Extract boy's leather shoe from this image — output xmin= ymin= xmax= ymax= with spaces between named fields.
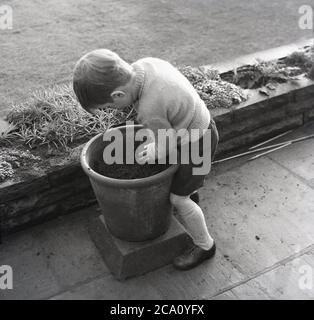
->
xmin=190 ymin=192 xmax=199 ymax=204
xmin=173 ymin=242 xmax=216 ymax=270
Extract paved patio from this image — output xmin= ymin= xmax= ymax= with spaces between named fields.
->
xmin=1 ymin=121 xmax=314 ymax=300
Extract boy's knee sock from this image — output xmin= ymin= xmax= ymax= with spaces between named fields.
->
xmin=170 ymin=193 xmax=214 ymax=250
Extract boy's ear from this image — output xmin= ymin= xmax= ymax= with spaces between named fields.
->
xmin=111 ymin=91 xmax=125 ymax=99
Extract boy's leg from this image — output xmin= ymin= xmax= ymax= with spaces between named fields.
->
xmin=169 ymin=157 xmax=216 ymax=270
xmin=169 ymin=119 xmax=219 ymax=270
xmin=170 ymin=193 xmax=216 ymax=270
xmin=170 ymin=193 xmax=214 ymax=250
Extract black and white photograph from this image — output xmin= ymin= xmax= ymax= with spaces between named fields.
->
xmin=0 ymin=0 xmax=314 ymax=305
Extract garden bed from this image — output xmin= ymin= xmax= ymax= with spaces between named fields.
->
xmin=1 ymin=38 xmax=313 ymax=235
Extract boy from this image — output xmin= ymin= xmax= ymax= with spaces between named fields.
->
xmin=73 ymin=49 xmax=219 ymax=270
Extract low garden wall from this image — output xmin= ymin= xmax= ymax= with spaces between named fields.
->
xmin=1 ymin=39 xmax=313 ymax=235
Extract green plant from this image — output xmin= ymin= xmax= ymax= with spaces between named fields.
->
xmin=0 ymin=161 xmax=14 ymax=182
xmin=284 ymin=47 xmax=314 ymax=74
xmin=224 ymin=61 xmax=302 ymax=89
xmin=1 ymin=84 xmax=136 ymax=150
xmin=0 ymin=148 xmax=41 ymax=182
xmin=180 ymin=66 xmax=247 ymax=108
xmin=220 ymin=46 xmax=314 ymax=90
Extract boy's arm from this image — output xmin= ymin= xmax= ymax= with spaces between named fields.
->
xmin=143 ymin=117 xmax=177 ymax=161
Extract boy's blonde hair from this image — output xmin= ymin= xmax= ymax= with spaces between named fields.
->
xmin=73 ymin=49 xmax=132 ymax=111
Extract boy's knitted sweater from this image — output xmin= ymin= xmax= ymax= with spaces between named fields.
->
xmin=132 ymin=57 xmax=211 ymax=149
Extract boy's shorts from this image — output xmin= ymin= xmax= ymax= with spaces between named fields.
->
xmin=170 ymin=118 xmax=219 ymax=196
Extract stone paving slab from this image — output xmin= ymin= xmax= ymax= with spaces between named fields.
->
xmin=51 ymin=245 xmax=244 ymax=300
xmin=0 ymin=206 xmax=108 ymax=299
xmin=210 ymin=121 xmax=314 ymax=179
xmin=266 ymin=122 xmax=314 ymax=189
xmin=49 ymin=219 xmax=244 ymax=299
xmin=134 ymin=248 xmax=244 ymax=300
xmin=213 ymin=247 xmax=314 ymax=300
xmin=50 ymin=273 xmax=164 ymax=300
xmin=201 ymin=156 xmax=314 ymax=276
xmin=30 ymin=210 xmax=110 ymax=288
xmin=0 ymin=231 xmax=62 ymax=300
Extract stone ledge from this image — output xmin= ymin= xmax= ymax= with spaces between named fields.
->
xmin=1 ymin=40 xmax=314 ymax=235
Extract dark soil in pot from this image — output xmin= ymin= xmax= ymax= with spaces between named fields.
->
xmin=94 ymin=160 xmax=171 ymax=179
xmin=91 ymin=129 xmax=172 ymax=179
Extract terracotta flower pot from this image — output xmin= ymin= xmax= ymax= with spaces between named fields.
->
xmin=80 ymin=124 xmax=179 ymax=241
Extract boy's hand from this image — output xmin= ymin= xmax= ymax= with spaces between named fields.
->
xmin=136 ymin=142 xmax=156 ymax=164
